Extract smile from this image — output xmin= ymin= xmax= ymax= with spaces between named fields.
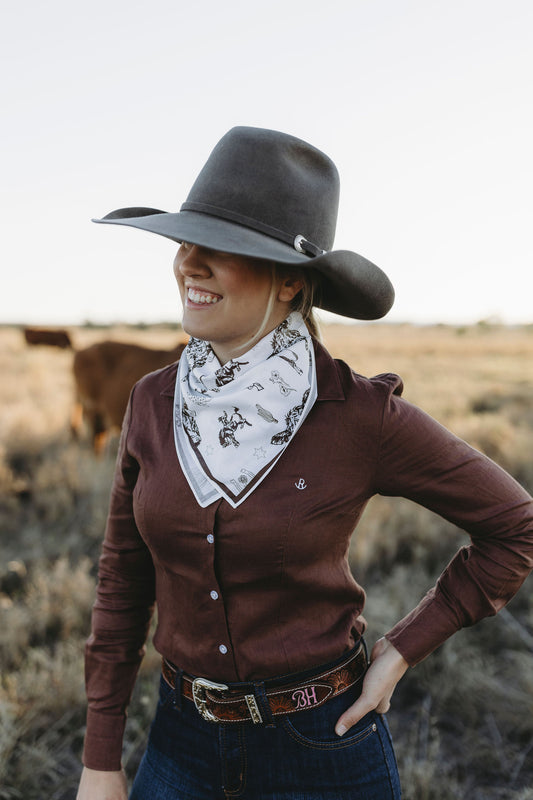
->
xmin=187 ymin=288 xmax=222 ymax=305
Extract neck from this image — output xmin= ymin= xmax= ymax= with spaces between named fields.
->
xmin=210 ymin=328 xmax=274 ymax=365
xmin=210 ymin=309 xmax=294 ymax=365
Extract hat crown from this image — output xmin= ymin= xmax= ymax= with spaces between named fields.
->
xmin=182 ymin=127 xmax=340 ymax=252
xmin=93 ymin=126 xmax=395 ymax=320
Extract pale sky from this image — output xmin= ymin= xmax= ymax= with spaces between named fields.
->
xmin=2 ymin=0 xmax=532 ymax=326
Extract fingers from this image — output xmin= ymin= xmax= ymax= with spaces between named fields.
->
xmin=334 ymin=685 xmax=392 ymax=734
xmin=335 ymin=694 xmax=374 ymax=736
xmin=334 ymin=638 xmax=408 ymax=736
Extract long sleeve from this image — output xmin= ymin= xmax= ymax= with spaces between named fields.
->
xmin=83 ymin=390 xmax=156 ymax=771
xmin=374 ymin=380 xmax=533 ymax=665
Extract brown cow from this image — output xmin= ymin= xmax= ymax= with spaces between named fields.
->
xmin=24 ymin=327 xmax=72 ymax=349
xmin=71 ymin=338 xmax=188 ymax=454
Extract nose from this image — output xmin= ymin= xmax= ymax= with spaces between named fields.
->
xmin=175 ymin=244 xmax=212 ymax=280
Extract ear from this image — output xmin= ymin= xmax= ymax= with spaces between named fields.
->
xmin=277 ymin=275 xmax=304 ymax=303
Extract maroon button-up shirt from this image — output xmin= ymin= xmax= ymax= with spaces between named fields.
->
xmin=83 ymin=341 xmax=533 ymax=770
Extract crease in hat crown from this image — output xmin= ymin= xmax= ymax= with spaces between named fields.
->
xmin=179 ymin=126 xmax=340 ymax=255
xmin=93 ymin=126 xmax=395 ymax=320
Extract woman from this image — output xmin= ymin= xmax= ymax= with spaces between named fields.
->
xmin=77 ymin=127 xmax=533 ymax=799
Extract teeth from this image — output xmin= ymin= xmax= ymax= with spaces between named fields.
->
xmin=188 ymin=289 xmax=220 ymax=304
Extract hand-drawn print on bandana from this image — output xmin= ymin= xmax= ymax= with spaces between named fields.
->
xmin=255 ymin=404 xmax=278 ymax=423
xmin=269 ymin=371 xmax=295 ymax=396
xmin=230 ymin=468 xmax=255 ymax=494
xmin=182 ymin=401 xmax=201 ymax=445
xmin=279 ymin=350 xmax=303 ymax=374
xmin=185 ymin=391 xmax=211 ymax=407
xmin=218 ymin=407 xmax=252 ymax=448
xmin=187 ymin=338 xmax=213 ymax=369
xmin=214 ymin=359 xmax=249 ymax=386
xmin=192 ymin=359 xmax=249 ymax=394
xmin=192 ymin=373 xmax=219 ymax=394
xmin=270 ymin=318 xmax=308 ymax=355
xmin=271 ymin=390 xmax=310 ymax=445
xmin=174 ymin=311 xmax=317 ymax=508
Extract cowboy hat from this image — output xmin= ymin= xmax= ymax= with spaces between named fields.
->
xmin=93 ymin=126 xmax=394 ymax=320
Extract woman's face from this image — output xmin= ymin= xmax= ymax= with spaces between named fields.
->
xmin=173 ymin=244 xmax=301 ymax=364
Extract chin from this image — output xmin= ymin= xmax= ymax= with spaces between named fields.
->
xmin=181 ymin=317 xmax=211 ymax=342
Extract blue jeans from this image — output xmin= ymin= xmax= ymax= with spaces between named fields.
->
xmin=130 ymin=656 xmax=401 ymax=799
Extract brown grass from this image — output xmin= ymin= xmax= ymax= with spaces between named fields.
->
xmin=1 ymin=321 xmax=532 ymax=799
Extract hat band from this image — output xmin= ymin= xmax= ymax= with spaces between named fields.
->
xmin=180 ymin=200 xmax=325 ymax=258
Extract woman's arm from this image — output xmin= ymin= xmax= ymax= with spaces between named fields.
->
xmin=82 ymin=389 xmax=156 ymax=771
xmin=374 ymin=388 xmax=533 ymax=666
xmin=334 ymin=375 xmax=533 ymax=733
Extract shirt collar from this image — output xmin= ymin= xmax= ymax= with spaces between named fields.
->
xmin=313 ymin=339 xmax=345 ymax=402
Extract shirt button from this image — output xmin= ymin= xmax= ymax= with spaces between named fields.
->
xmin=207 ymin=534 xmax=214 ymax=544
xmin=210 ymin=590 xmax=219 ymax=600
xmin=219 ymin=644 xmax=228 ymax=655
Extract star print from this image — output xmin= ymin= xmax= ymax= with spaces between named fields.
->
xmin=254 ymin=447 xmax=267 ymax=459
xmin=205 ymin=445 xmax=214 ymax=456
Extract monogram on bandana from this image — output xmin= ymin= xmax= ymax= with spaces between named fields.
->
xmin=173 ymin=312 xmax=317 ymax=508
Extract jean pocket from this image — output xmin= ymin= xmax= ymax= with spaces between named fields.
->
xmin=281 ymin=698 xmax=379 ymax=751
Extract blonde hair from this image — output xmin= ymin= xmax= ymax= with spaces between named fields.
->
xmin=288 ymin=267 xmax=322 ymax=342
xmin=241 ymin=264 xmax=321 ymax=352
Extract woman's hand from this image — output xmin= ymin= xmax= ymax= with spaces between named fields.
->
xmin=335 ymin=637 xmax=409 ymax=736
xmin=76 ymin=766 xmax=128 ymax=800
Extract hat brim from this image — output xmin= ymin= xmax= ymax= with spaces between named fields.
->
xmin=93 ymin=207 xmax=394 ymax=320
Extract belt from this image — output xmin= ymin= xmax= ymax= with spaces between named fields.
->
xmin=162 ymin=643 xmax=367 ymax=724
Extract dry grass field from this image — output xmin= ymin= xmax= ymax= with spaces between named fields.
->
xmin=1 ymin=321 xmax=532 ymax=799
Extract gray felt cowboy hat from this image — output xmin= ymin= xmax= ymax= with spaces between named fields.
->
xmin=93 ymin=126 xmax=394 ymax=320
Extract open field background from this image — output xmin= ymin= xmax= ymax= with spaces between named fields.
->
xmin=1 ymin=322 xmax=533 ymax=799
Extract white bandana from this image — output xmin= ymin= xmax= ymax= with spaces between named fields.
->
xmin=174 ymin=312 xmax=317 ymax=508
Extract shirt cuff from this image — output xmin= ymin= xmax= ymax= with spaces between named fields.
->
xmin=82 ymin=708 xmax=127 ymax=771
xmin=384 ymin=588 xmax=462 ymax=666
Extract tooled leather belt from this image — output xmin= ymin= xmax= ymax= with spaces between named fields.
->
xmin=161 ymin=643 xmax=367 ymax=724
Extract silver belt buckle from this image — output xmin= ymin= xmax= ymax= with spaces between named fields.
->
xmin=192 ymin=677 xmax=229 ymax=722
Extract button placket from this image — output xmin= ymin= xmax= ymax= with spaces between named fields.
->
xmin=204 ymin=509 xmax=232 ymax=666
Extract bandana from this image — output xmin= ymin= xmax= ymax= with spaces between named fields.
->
xmin=174 ymin=312 xmax=317 ymax=508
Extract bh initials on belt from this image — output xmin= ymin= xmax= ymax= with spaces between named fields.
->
xmin=292 ymin=685 xmax=318 ymax=709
